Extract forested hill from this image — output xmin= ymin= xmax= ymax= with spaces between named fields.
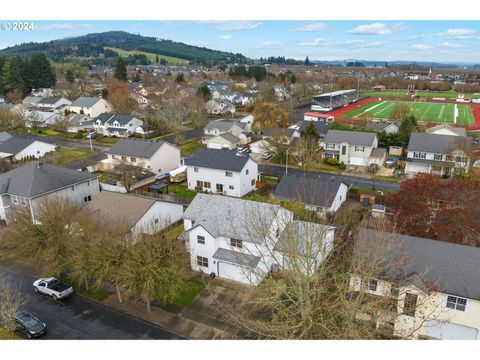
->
xmin=0 ymin=31 xmax=247 ymax=64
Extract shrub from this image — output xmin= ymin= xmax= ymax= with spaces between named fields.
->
xmin=325 ymin=157 xmax=339 ymax=166
xmin=339 ymin=161 xmax=346 ymax=170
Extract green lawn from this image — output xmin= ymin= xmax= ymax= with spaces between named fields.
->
xmin=28 ymin=127 xmax=62 ymax=136
xmin=343 ymin=100 xmax=475 ymax=126
xmin=94 ymin=136 xmax=120 ymax=145
xmin=169 ymin=278 xmax=205 ymax=308
xmin=180 ymin=141 xmax=205 ymax=157
xmin=261 ymin=175 xmax=280 ymax=184
xmin=61 ymin=131 xmax=87 ymax=141
xmin=105 ymin=47 xmax=187 ymax=64
xmin=363 ymin=90 xmax=480 ymax=99
xmin=45 ymin=147 xmax=97 ymax=166
xmin=168 ymin=184 xmax=197 ymax=202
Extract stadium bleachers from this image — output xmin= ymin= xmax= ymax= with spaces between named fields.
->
xmin=312 ymin=89 xmax=358 ymax=112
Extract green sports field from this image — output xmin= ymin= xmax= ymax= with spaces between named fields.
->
xmin=343 ymin=100 xmax=475 ymax=126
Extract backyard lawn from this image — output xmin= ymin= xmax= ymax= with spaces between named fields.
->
xmin=45 ymin=147 xmax=97 ymax=166
xmin=180 ymin=140 xmax=205 ymax=156
xmin=168 ymin=184 xmax=197 ymax=202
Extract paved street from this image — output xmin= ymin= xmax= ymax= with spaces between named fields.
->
xmin=259 ymin=164 xmax=401 ymax=192
xmin=0 ymin=266 xmax=183 ymax=339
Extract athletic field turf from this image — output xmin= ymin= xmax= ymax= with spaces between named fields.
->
xmin=343 ymin=100 xmax=475 ymax=126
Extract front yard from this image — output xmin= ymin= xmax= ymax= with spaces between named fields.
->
xmin=44 ymin=147 xmax=97 ymax=166
xmin=168 ymin=278 xmax=206 ymax=308
xmin=27 ymin=127 xmax=62 ymax=136
xmin=94 ymin=136 xmax=120 ymax=145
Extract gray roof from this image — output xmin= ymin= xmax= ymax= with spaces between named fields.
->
xmin=107 ymin=138 xmax=167 ymax=158
xmin=204 ymin=120 xmax=241 ymax=133
xmin=0 ymin=162 xmax=98 ymax=198
xmin=263 ymin=128 xmax=296 ymax=138
xmin=370 ymin=148 xmax=387 ymax=158
xmin=0 ymin=137 xmax=38 ymax=155
xmin=323 ymin=130 xmax=377 ymax=146
xmin=274 ymin=172 xmax=349 ymax=208
xmin=425 ymin=124 xmax=466 ymax=136
xmin=354 ymin=228 xmax=480 ymax=300
xmin=366 ymin=120 xmax=400 ymax=132
xmin=274 ymin=220 xmax=334 ymax=258
xmin=407 ymin=133 xmax=472 ymax=154
xmin=0 ymin=131 xmax=12 ymax=142
xmin=71 ymin=97 xmax=102 ymax=108
xmin=184 ymin=148 xmax=253 ymax=172
xmin=213 ymin=248 xmax=260 ymax=267
xmin=23 ymin=96 xmax=43 ymax=105
xmin=217 ymin=133 xmax=241 ymax=144
xmin=298 ymin=121 xmax=329 ymax=136
xmin=37 ymin=96 xmax=64 ymax=105
xmin=67 ymin=114 xmax=93 ymax=126
xmin=183 ymin=194 xmax=283 ymax=244
xmin=95 ymin=113 xmax=137 ymax=126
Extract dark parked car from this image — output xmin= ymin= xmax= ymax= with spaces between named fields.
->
xmin=14 ymin=311 xmax=47 ymax=339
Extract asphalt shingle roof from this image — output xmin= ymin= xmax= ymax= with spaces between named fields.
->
xmin=183 ymin=194 xmax=283 ymax=244
xmin=323 ymin=130 xmax=377 ymax=147
xmin=273 ymin=172 xmax=349 ymax=208
xmin=407 ymin=133 xmax=472 ymax=154
xmin=0 ymin=131 xmax=12 ymax=142
xmin=297 ymin=121 xmax=329 ymax=136
xmin=213 ymin=248 xmax=261 ymax=267
xmin=107 ymin=138 xmax=167 ymax=158
xmin=0 ymin=162 xmax=97 ymax=198
xmin=184 ymin=148 xmax=253 ymax=172
xmin=71 ymin=96 xmax=101 ymax=108
xmin=0 ymin=137 xmax=38 ymax=155
xmin=354 ymin=228 xmax=480 ymax=300
xmin=37 ymin=96 xmax=64 ymax=105
xmin=204 ymin=120 xmax=240 ymax=133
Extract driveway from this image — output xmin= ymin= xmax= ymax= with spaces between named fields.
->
xmin=0 ymin=266 xmax=183 ymax=339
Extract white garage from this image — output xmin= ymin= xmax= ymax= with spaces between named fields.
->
xmin=405 ymin=162 xmax=431 ymax=174
xmin=423 ymin=320 xmax=479 ymax=340
xmin=213 ymin=248 xmax=262 ymax=286
xmin=349 ymin=156 xmax=368 ymax=166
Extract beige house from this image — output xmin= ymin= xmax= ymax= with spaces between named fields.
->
xmin=351 ymin=228 xmax=480 ymax=340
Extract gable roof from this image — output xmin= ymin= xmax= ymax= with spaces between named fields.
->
xmin=95 ymin=113 xmax=138 ymax=126
xmin=107 ymin=138 xmax=168 ymax=158
xmin=354 ymin=228 xmax=480 ymax=300
xmin=273 ymin=172 xmax=349 ymax=208
xmin=184 ymin=148 xmax=253 ymax=172
xmin=425 ymin=123 xmax=467 ymax=136
xmin=0 ymin=137 xmax=46 ymax=156
xmin=37 ymin=96 xmax=65 ymax=105
xmin=213 ymin=248 xmax=261 ymax=267
xmin=408 ymin=133 xmax=472 ymax=154
xmin=0 ymin=162 xmax=97 ymax=198
xmin=81 ymin=191 xmax=156 ymax=232
xmin=366 ymin=120 xmax=400 ymax=132
xmin=298 ymin=121 xmax=329 ymax=136
xmin=71 ymin=97 xmax=102 ymax=108
xmin=183 ymin=193 xmax=284 ymax=244
xmin=0 ymin=131 xmax=12 ymax=142
xmin=22 ymin=96 xmax=43 ymax=105
xmin=94 ymin=112 xmax=115 ymax=124
xmin=204 ymin=120 xmax=241 ymax=133
xmin=323 ymin=130 xmax=377 ymax=146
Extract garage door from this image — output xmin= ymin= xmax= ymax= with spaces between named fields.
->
xmin=405 ymin=163 xmax=430 ymax=174
xmin=350 ymin=157 xmax=367 ymax=166
xmin=423 ymin=320 xmax=478 ymax=340
xmin=218 ymin=262 xmax=253 ymax=285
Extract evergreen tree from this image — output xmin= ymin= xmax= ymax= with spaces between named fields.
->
xmin=155 ymin=54 xmax=159 ymax=63
xmin=304 ymin=56 xmax=310 ymax=66
xmin=29 ymin=52 xmax=56 ymax=89
xmin=175 ymin=72 xmax=185 ymax=84
xmin=1 ymin=56 xmax=25 ymax=94
xmin=196 ymin=84 xmax=212 ymax=100
xmin=114 ymin=57 xmax=127 ymax=82
xmin=300 ymin=122 xmax=320 ymax=143
xmin=66 ymin=69 xmax=75 ymax=84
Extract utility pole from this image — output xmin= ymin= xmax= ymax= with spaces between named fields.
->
xmin=285 ymin=148 xmax=289 ymax=175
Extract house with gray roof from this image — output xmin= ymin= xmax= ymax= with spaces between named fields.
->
xmin=93 ymin=112 xmax=144 ymax=137
xmin=405 ymin=132 xmax=472 ymax=176
xmin=69 ymin=97 xmax=112 ymax=118
xmin=101 ymin=138 xmax=180 ymax=175
xmin=66 ymin=114 xmax=94 ymax=133
xmin=205 ymin=132 xmax=241 ymax=150
xmin=0 ymin=162 xmax=99 ymax=224
xmin=351 ymin=228 xmax=480 ymax=340
xmin=182 ymin=194 xmax=335 ymax=285
xmin=320 ymin=130 xmax=383 ymax=167
xmin=203 ymin=119 xmax=249 ymax=144
xmin=36 ymin=96 xmax=72 ymax=111
xmin=0 ymin=135 xmax=56 ymax=162
xmin=366 ymin=120 xmax=401 ymax=134
xmin=184 ymin=148 xmax=258 ymax=197
xmin=274 ymin=173 xmax=350 ymax=215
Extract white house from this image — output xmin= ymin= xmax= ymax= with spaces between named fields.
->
xmin=181 ymin=194 xmax=335 ymax=286
xmin=0 ymin=162 xmax=99 ymax=224
xmin=274 ymin=173 xmax=350 ymax=216
xmin=405 ymin=133 xmax=472 ymax=176
xmin=351 ymin=228 xmax=480 ymax=340
xmin=184 ymin=148 xmax=258 ymax=197
xmin=366 ymin=120 xmax=401 ymax=134
xmin=203 ymin=120 xmax=249 ymax=144
xmin=205 ymin=99 xmax=236 ymax=115
xmin=93 ymin=113 xmax=144 ymax=137
xmin=81 ymin=190 xmax=183 ymax=237
xmin=205 ymin=133 xmax=241 ymax=150
xmin=101 ymin=138 xmax=181 ymax=175
xmin=66 ymin=114 xmax=94 ymax=133
xmin=0 ymin=134 xmax=56 ymax=161
xmin=321 ymin=130 xmax=382 ymax=167
xmin=36 ymin=97 xmax=72 ymax=112
xmin=69 ymin=97 xmax=113 ymax=118
xmin=425 ymin=123 xmax=466 ymax=137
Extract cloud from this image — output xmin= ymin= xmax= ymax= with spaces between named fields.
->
xmin=349 ymin=22 xmax=393 ymax=35
xmin=439 ymin=42 xmax=467 ymax=49
xmin=439 ymin=28 xmax=477 ymax=39
xmin=393 ymin=34 xmax=425 ymax=42
xmin=219 ymin=35 xmax=233 ymax=40
xmin=297 ymin=38 xmax=330 ymax=46
xmin=336 ymin=39 xmax=364 ymax=47
xmin=197 ymin=20 xmax=261 ymax=31
xmin=35 ymin=23 xmax=92 ymax=31
xmin=256 ymin=41 xmax=282 ymax=49
xmin=411 ymin=44 xmax=434 ymax=50
xmin=291 ymin=22 xmax=326 ymax=32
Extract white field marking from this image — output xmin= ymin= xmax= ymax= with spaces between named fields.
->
xmin=353 ymin=101 xmax=386 ymax=118
xmin=438 ymin=104 xmax=445 ymax=122
xmin=419 ymin=103 xmax=433 ymax=121
xmin=454 ymin=104 xmax=458 ymax=124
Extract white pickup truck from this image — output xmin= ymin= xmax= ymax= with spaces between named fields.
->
xmin=33 ymin=278 xmax=74 ymax=300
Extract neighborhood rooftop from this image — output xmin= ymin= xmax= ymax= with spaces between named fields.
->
xmin=323 ymin=130 xmax=377 ymax=146
xmin=184 ymin=148 xmax=253 ymax=172
xmin=107 ymin=138 xmax=168 ymax=158
xmin=0 ymin=162 xmax=98 ymax=198
xmin=70 ymin=96 xmax=102 ymax=107
xmin=407 ymin=132 xmax=472 ymax=153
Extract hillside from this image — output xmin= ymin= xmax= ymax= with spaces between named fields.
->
xmin=0 ymin=31 xmax=247 ymax=64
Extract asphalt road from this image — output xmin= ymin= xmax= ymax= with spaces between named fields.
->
xmin=0 ymin=267 xmax=183 ymax=340
xmin=259 ymin=164 xmax=401 ymax=192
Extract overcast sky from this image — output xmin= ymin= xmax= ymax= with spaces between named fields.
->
xmin=1 ymin=20 xmax=480 ymax=63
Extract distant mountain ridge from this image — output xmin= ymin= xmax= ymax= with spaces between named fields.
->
xmin=0 ymin=31 xmax=247 ymax=63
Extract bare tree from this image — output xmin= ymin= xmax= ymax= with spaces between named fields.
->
xmin=112 ymin=162 xmax=144 ymax=192
xmin=0 ymin=276 xmax=24 ymax=334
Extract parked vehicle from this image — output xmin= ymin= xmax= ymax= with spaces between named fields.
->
xmin=33 ymin=277 xmax=74 ymax=300
xmin=262 ymin=152 xmax=274 ymax=160
xmin=14 ymin=311 xmax=47 ymax=339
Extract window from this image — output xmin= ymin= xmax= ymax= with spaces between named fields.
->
xmin=194 ymin=167 xmax=199 ymax=173
xmin=354 ymin=146 xmax=365 ymax=152
xmin=225 ymin=171 xmax=233 ymax=177
xmin=154 ymin=218 xmax=159 ymax=224
xmin=246 ymin=169 xmax=249 ymax=175
xmin=403 ymin=293 xmax=418 ymax=316
xmin=204 ymin=182 xmax=211 ymax=189
xmin=362 ymin=278 xmax=378 ymax=292
xmin=83 ymin=195 xmax=92 ymax=203
xmin=434 ymin=154 xmax=443 ymax=161
xmin=229 ymin=185 xmax=234 ymax=190
xmin=71 ymin=185 xmax=75 ymax=191
xmin=197 ymin=256 xmax=208 ymax=267
xmin=131 ymin=157 xmax=136 ymax=163
xmin=413 ymin=152 xmax=426 ymax=159
xmin=196 ymin=180 xmax=204 ymax=188
xmin=12 ymin=196 xmax=18 ymax=205
xmin=325 ymin=143 xmax=335 ymax=150
xmin=121 ymin=155 xmax=127 ymax=161
xmin=446 ymin=296 xmax=467 ymax=311
xmin=20 ymin=198 xmax=27 ymax=207
xmin=251 ymin=179 xmax=255 ymax=186
xmin=197 ymin=235 xmax=205 ymax=244
xmin=341 ymin=146 xmax=347 ymax=155
xmin=111 ymin=155 xmax=116 ymax=160
xmin=87 ymin=180 xmax=91 ymax=186
xmin=230 ymin=239 xmax=242 ymax=248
